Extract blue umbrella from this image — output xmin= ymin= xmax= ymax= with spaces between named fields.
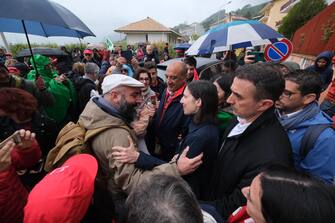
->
xmin=0 ymin=0 xmax=95 ymax=76
xmin=0 ymin=0 xmax=95 ymax=38
xmin=186 ymin=20 xmax=284 ymax=56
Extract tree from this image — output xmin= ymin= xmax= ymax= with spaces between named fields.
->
xmin=278 ymin=0 xmax=327 ymax=39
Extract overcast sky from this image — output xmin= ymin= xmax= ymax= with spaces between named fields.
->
xmin=1 ymin=0 xmax=271 ymax=45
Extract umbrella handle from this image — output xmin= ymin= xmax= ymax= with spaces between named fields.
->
xmin=21 ymin=20 xmax=39 ymax=79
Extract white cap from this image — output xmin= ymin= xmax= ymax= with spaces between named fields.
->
xmin=102 ymin=74 xmax=144 ymax=95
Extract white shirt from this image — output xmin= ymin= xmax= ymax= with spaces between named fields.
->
xmin=227 ymin=117 xmax=252 ymax=137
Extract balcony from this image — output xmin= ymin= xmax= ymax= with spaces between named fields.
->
xmin=280 ymin=0 xmax=300 ymax=13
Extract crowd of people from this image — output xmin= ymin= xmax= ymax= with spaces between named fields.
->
xmin=0 ymin=43 xmax=335 ymax=223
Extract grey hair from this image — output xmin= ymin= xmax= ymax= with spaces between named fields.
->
xmin=126 ymin=174 xmax=203 ymax=223
xmin=84 ymin=62 xmax=99 ymax=74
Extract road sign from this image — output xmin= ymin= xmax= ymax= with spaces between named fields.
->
xmin=264 ymin=39 xmax=293 ymax=62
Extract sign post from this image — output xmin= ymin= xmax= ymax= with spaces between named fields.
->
xmin=264 ymin=39 xmax=293 ymax=62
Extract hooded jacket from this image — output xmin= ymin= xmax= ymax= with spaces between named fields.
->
xmin=73 ymin=76 xmax=97 ymax=115
xmin=305 ymin=51 xmax=334 ymax=90
xmin=78 ymin=98 xmax=179 ymax=199
xmin=278 ymin=104 xmax=335 ymax=184
xmin=280 ymin=61 xmax=300 ymax=72
xmin=0 ymin=142 xmax=41 ymax=223
xmin=27 ymin=54 xmax=77 ymax=123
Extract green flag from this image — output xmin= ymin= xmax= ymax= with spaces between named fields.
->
xmin=106 ymin=38 xmax=114 ymax=51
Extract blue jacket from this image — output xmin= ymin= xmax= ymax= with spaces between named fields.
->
xmin=146 ymin=87 xmax=190 ymax=161
xmin=138 ymin=120 xmax=219 ymax=199
xmin=305 ymin=51 xmax=334 ymax=90
xmin=287 ymin=110 xmax=335 ymax=183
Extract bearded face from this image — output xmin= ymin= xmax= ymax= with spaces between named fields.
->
xmin=119 ymin=95 xmax=137 ymax=122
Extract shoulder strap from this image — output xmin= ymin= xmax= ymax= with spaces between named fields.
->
xmin=300 ymin=124 xmax=333 ymax=159
xmin=84 ymin=124 xmax=136 ymax=143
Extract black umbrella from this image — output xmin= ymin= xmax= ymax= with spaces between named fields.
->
xmin=0 ymin=0 xmax=95 ymax=77
xmin=16 ymin=47 xmax=68 ymax=58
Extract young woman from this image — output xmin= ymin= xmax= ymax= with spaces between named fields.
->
xmin=112 ymin=80 xmax=220 ymax=199
xmin=231 ymin=165 xmax=335 ymax=223
xmin=213 ymin=74 xmax=235 ymax=135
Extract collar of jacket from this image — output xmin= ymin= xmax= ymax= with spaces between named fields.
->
xmin=223 ymin=106 xmax=277 ymax=139
xmin=93 ymin=96 xmax=131 ymax=125
xmin=188 ymin=119 xmax=214 ymax=133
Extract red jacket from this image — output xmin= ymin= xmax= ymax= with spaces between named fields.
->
xmin=0 ymin=142 xmax=41 ymax=223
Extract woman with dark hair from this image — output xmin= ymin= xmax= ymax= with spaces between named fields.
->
xmin=230 ymin=165 xmax=335 ymax=223
xmin=213 ymin=74 xmax=235 ymax=134
xmin=131 ymin=68 xmax=156 ymax=154
xmin=0 ymin=88 xmax=58 ymax=188
xmin=133 ymin=67 xmax=157 ymax=105
xmin=112 ymin=80 xmax=220 ymax=199
xmin=0 ymin=88 xmax=58 ymax=158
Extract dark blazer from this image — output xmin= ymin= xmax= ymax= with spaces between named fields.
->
xmin=146 ymin=88 xmax=190 ymax=161
xmin=177 ymin=121 xmax=219 ymax=199
xmin=138 ymin=121 xmax=219 ymax=199
xmin=207 ymin=107 xmax=292 ymax=219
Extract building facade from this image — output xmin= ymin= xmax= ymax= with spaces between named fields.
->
xmin=115 ymin=17 xmax=181 ymax=45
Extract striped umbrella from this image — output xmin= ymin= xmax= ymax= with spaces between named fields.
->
xmin=186 ymin=20 xmax=284 ymax=56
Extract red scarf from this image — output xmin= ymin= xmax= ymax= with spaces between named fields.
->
xmin=193 ymin=69 xmax=199 ymax=81
xmin=159 ymin=83 xmax=186 ymax=125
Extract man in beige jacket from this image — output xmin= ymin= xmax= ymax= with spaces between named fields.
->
xmin=79 ymin=73 xmax=202 ymax=222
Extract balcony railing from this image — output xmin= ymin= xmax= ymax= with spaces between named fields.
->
xmin=280 ymin=0 xmax=300 ymax=13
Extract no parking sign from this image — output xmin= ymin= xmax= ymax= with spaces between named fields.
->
xmin=264 ymin=39 xmax=293 ymax=62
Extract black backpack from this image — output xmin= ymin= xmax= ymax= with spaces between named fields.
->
xmin=300 ymin=124 xmax=334 ymax=159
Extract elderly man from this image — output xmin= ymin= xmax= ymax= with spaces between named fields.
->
xmin=146 ymin=61 xmax=190 ymax=161
xmin=143 ymin=45 xmax=160 ymax=65
xmin=79 ymin=74 xmax=201 ymax=222
xmin=73 ymin=62 xmax=99 ymax=115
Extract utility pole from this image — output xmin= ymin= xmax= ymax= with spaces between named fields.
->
xmin=0 ymin=32 xmax=10 ymax=52
xmin=217 ymin=1 xmax=232 ymax=25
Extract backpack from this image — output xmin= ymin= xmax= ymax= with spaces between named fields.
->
xmin=44 ymin=121 xmax=131 ymax=172
xmin=300 ymin=123 xmax=334 ymax=159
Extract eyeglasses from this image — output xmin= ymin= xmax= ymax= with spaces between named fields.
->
xmin=84 ymin=54 xmax=92 ymax=56
xmin=281 ymin=90 xmax=300 ymax=99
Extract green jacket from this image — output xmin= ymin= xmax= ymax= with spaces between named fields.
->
xmin=217 ymin=109 xmax=235 ymax=136
xmin=27 ymin=54 xmax=77 ymax=123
